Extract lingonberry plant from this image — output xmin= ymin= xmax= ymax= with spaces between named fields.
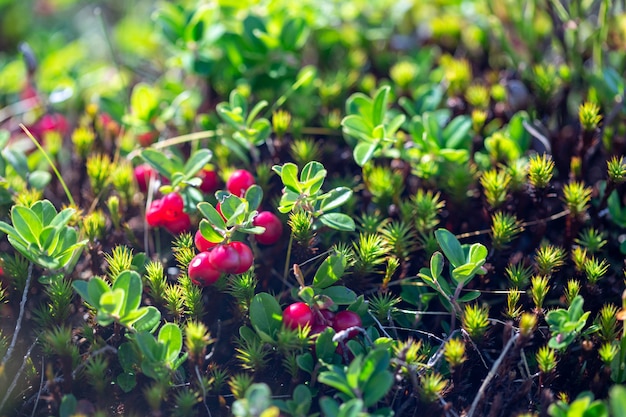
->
xmin=2 ymin=0 xmax=626 ymax=415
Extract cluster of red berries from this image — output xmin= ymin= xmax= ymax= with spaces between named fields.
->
xmin=188 ymin=241 xmax=253 ymax=286
xmin=145 ymin=192 xmax=191 ymax=234
xmin=282 ymin=302 xmax=362 ymax=339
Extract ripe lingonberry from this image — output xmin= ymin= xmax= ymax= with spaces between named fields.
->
xmin=226 ymin=169 xmax=255 ymax=197
xmin=283 ymin=302 xmax=313 ymax=330
xmin=198 ymin=168 xmax=220 ymax=194
xmin=137 ymin=130 xmax=158 ymax=147
xmin=209 ymin=243 xmax=241 ymax=274
xmin=195 ymin=230 xmax=219 ymax=252
xmin=146 ymin=198 xmax=165 ymax=227
xmin=332 ymin=310 xmax=362 ymax=339
xmin=162 ymin=192 xmax=184 ymax=220
xmin=165 ymin=212 xmax=191 ymax=234
xmin=314 ymin=309 xmax=335 ymax=327
xmin=188 ymin=251 xmax=221 ymax=286
xmin=134 ymin=164 xmax=157 ymax=193
xmin=253 ymin=211 xmax=283 ymax=245
xmin=230 ymin=241 xmax=254 ymax=274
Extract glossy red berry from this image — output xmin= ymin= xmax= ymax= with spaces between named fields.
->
xmin=314 ymin=309 xmax=335 ymax=327
xmin=198 ymin=168 xmax=220 ymax=194
xmin=209 ymin=243 xmax=241 ymax=274
xmin=146 ymin=199 xmax=165 ymax=227
xmin=226 ymin=169 xmax=255 ymax=197
xmin=253 ymin=211 xmax=283 ymax=245
xmin=137 ymin=130 xmax=158 ymax=147
xmin=195 ymin=230 xmax=219 ymax=252
xmin=332 ymin=310 xmax=362 ymax=339
xmin=165 ymin=212 xmax=191 ymax=234
xmin=134 ymin=164 xmax=157 ymax=193
xmin=162 ymin=192 xmax=184 ymax=221
xmin=188 ymin=251 xmax=221 ymax=286
xmin=283 ymin=302 xmax=313 ymax=330
xmin=230 ymin=241 xmax=254 ymax=274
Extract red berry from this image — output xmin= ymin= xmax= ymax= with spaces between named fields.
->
xmin=195 ymin=230 xmax=219 ymax=252
xmin=253 ymin=211 xmax=283 ymax=245
xmin=283 ymin=302 xmax=313 ymax=330
xmin=137 ymin=130 xmax=158 ymax=147
xmin=314 ymin=309 xmax=335 ymax=327
xmin=198 ymin=168 xmax=220 ymax=194
xmin=226 ymin=169 xmax=255 ymax=197
xmin=134 ymin=164 xmax=157 ymax=193
xmin=162 ymin=192 xmax=184 ymax=221
xmin=215 ymin=202 xmax=227 ymax=221
xmin=146 ymin=199 xmax=165 ymax=227
xmin=188 ymin=252 xmax=221 ymax=286
xmin=230 ymin=241 xmax=254 ymax=274
xmin=209 ymin=243 xmax=241 ymax=274
xmin=165 ymin=212 xmax=191 ymax=234
xmin=332 ymin=311 xmax=362 ymax=339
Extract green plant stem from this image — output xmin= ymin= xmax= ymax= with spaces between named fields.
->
xmin=20 ymin=124 xmax=75 ymax=206
xmin=283 ymin=232 xmax=294 ymax=281
xmin=1 ymin=262 xmax=33 ymax=367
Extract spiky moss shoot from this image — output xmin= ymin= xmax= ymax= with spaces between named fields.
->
xmin=180 ymin=275 xmax=204 ymax=321
xmin=143 ymin=382 xmax=167 ymax=412
xmin=288 ymin=210 xmax=315 ymax=249
xmin=41 ymin=325 xmax=79 ymax=364
xmin=86 ymin=153 xmax=112 ymax=196
xmin=207 ymin=363 xmax=229 ymax=394
xmin=185 ymin=321 xmax=212 ymax=365
xmin=84 ymin=355 xmax=110 ymax=395
xmin=530 ymin=64 xmax=562 ymax=104
xmin=440 ymin=55 xmax=472 ymax=96
xmin=33 ymin=275 xmax=73 ymax=327
xmin=490 ymin=211 xmax=523 ymax=250
xmin=519 ymin=312 xmax=538 ymax=339
xmin=505 ymin=158 xmax=529 ymax=192
xmin=531 ymin=275 xmax=550 ymax=311
xmin=369 ymin=292 xmax=401 ymax=321
xmin=71 ymin=126 xmax=95 ymax=159
xmin=563 ymin=181 xmax=592 ymax=219
xmin=380 ymin=220 xmax=417 ymax=261
xmin=83 ymin=209 xmax=106 ymax=242
xmin=393 ymin=338 xmax=427 ymax=375
xmin=534 ymin=243 xmax=566 ymax=276
xmin=105 ymin=245 xmax=134 ymax=283
xmin=595 ymin=304 xmax=619 ymax=343
xmin=490 ymin=84 xmax=507 ymax=103
xmin=359 ymin=212 xmax=384 ymax=234
xmin=571 ymin=246 xmax=588 ymax=272
xmin=578 ymin=101 xmax=602 ymax=132
xmin=282 ymin=352 xmax=301 ymax=381
xmin=382 ymin=256 xmax=400 ymax=290
xmin=462 ymin=303 xmax=490 ymax=340
xmin=536 ymin=345 xmax=557 ymax=374
xmin=575 ymin=228 xmax=607 ymax=254
xmin=363 ymin=164 xmax=404 ymax=209
xmin=172 ymin=388 xmax=200 ymax=417
xmin=13 ymin=188 xmax=43 ymax=208
xmin=419 ymin=372 xmax=448 ymax=403
xmin=228 ymin=373 xmax=254 ymax=400
xmin=227 ymin=271 xmax=258 ymax=313
xmin=505 ymin=290 xmax=522 ymax=320
xmin=272 ymin=109 xmax=291 ymax=139
xmin=352 ymin=233 xmax=387 ymax=277
xmin=173 ymin=233 xmax=196 ymax=270
xmin=390 ymin=60 xmax=419 ymax=91
xmin=443 ymin=338 xmax=466 ymax=370
xmin=607 ymin=156 xmax=626 ymax=184
xmin=528 ymin=153 xmax=555 ymax=189
xmin=106 ymin=195 xmax=121 ymax=230
xmin=164 ymin=283 xmax=186 ymax=320
xmin=471 ymin=109 xmax=488 ymax=133
xmin=465 ymin=84 xmax=490 ymax=109
xmin=289 ymin=137 xmax=321 ymax=167
xmin=0 ymin=253 xmax=30 ymax=292
xmin=409 ymin=189 xmax=445 ymax=234
xmin=506 ymin=261 xmax=533 ymax=289
xmin=324 ymin=109 xmax=342 ymax=130
xmin=235 ymin=335 xmax=271 ymax=372
xmin=599 ymin=342 xmax=619 ymax=366
xmin=564 ymin=279 xmax=581 ymax=306
xmin=145 ymin=261 xmax=167 ymax=306
xmin=584 ymin=256 xmax=610 ymax=284
xmin=112 ymin=160 xmax=136 ymax=205
xmin=276 ymin=324 xmax=310 ymax=355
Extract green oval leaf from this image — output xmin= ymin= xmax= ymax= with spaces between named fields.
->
xmin=249 ymin=293 xmax=283 ymax=339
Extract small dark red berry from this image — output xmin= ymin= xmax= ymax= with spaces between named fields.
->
xmin=209 ymin=243 xmax=241 ymax=274
xmin=146 ymin=199 xmax=165 ymax=227
xmin=162 ymin=192 xmax=184 ymax=221
xmin=195 ymin=230 xmax=219 ymax=252
xmin=188 ymin=251 xmax=221 ymax=286
xmin=226 ymin=169 xmax=255 ymax=197
xmin=134 ymin=164 xmax=157 ymax=193
xmin=165 ymin=212 xmax=191 ymax=234
xmin=332 ymin=310 xmax=362 ymax=339
xmin=283 ymin=302 xmax=313 ymax=330
xmin=230 ymin=241 xmax=254 ymax=274
xmin=253 ymin=211 xmax=283 ymax=245
xmin=198 ymin=168 xmax=220 ymax=194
